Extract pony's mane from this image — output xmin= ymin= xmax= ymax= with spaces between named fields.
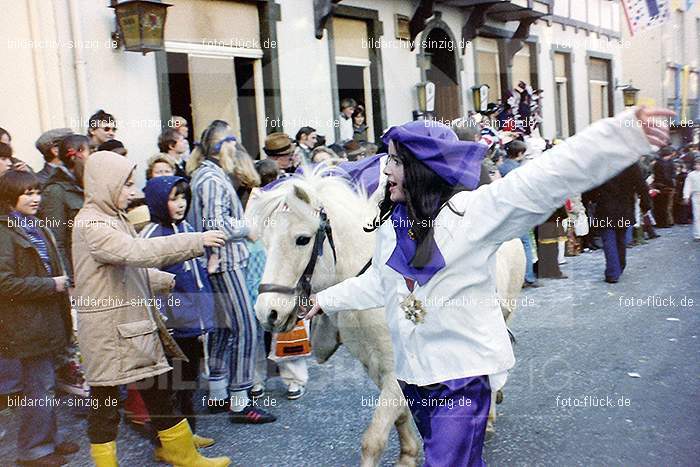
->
xmin=246 ymin=166 xmax=375 ymax=233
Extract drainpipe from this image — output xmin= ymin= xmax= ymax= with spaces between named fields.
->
xmin=68 ymin=0 xmax=89 ymax=129
xmin=26 ymin=0 xmax=51 ymax=130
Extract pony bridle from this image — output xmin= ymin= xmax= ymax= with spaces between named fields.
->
xmin=258 ymin=206 xmax=337 ymax=319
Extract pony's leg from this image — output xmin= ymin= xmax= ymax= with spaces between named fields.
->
xmin=486 ymin=388 xmax=497 ymax=435
xmin=360 ymin=384 xmax=401 ymax=467
xmin=394 ymin=406 xmax=419 ymax=467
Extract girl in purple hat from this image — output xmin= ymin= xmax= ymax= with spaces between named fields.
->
xmin=306 ymin=107 xmax=673 ymax=466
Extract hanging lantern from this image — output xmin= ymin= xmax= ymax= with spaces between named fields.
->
xmin=622 ymin=83 xmax=640 ymax=107
xmin=111 ymin=0 xmax=171 ymax=55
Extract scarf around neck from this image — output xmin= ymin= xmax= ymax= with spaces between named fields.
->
xmin=385 ymin=203 xmax=445 ymax=286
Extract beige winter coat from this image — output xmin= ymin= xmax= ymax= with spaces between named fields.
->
xmin=72 ymin=151 xmax=205 ymax=386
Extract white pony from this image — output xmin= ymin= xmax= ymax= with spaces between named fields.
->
xmin=247 ymin=170 xmax=524 ymax=466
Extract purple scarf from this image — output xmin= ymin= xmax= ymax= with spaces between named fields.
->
xmin=385 ymin=203 xmax=445 ymax=286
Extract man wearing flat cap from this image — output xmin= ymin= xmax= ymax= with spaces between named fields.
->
xmin=35 ymin=128 xmax=73 ymax=186
xmin=263 ymin=132 xmax=296 ymax=174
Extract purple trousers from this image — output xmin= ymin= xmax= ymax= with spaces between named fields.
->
xmin=399 ymin=376 xmax=491 ymax=467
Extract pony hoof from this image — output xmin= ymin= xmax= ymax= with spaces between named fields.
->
xmin=496 ymin=389 xmax=504 ymax=404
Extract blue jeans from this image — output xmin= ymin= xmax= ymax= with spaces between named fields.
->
xmin=17 ymin=355 xmax=62 ymax=461
xmin=625 ymin=225 xmax=634 ymax=245
xmin=520 ymin=232 xmax=536 ymax=283
xmin=600 ymin=228 xmax=627 ymax=281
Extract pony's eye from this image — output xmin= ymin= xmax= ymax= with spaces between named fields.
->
xmin=296 ymin=236 xmax=311 ymax=246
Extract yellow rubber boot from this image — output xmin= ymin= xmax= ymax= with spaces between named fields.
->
xmin=157 ymin=420 xmax=230 ymax=467
xmin=193 ymin=434 xmax=216 ymax=448
xmin=155 ymin=434 xmax=216 ymax=462
xmin=90 ymin=441 xmax=118 ymax=467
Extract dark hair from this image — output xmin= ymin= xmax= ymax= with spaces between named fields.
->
xmin=0 ymin=142 xmax=13 ymax=159
xmin=87 ymin=109 xmax=116 ymax=135
xmin=0 ymin=127 xmax=10 ymax=143
xmin=658 ymin=146 xmax=675 ymax=158
xmin=505 ymin=140 xmax=527 ymax=159
xmin=0 ymin=170 xmax=41 ymax=214
xmin=158 ymin=128 xmax=182 ymax=153
xmin=351 ymin=106 xmax=365 ymax=121
xmin=295 ymin=126 xmax=316 ymax=142
xmin=156 ymin=180 xmax=192 ymax=225
xmin=367 ymin=142 xmax=467 ymax=268
xmin=59 ymin=134 xmax=89 ymax=167
xmin=97 ymin=139 xmax=125 ymax=152
xmin=254 ymin=158 xmax=279 ymax=186
xmin=172 ymin=179 xmax=190 ymax=199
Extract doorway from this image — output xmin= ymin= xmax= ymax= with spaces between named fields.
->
xmin=166 ymin=51 xmax=264 ymax=158
xmin=336 ymin=63 xmax=373 ymax=142
xmin=424 ymin=28 xmax=461 ymax=121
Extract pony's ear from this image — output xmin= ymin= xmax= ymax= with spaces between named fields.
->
xmin=293 ymin=184 xmax=311 ymax=204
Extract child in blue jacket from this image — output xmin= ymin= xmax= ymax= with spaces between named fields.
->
xmin=141 ymin=175 xmax=217 ymax=451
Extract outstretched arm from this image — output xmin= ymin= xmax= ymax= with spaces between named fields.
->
xmin=306 ymin=233 xmax=386 ymax=319
xmin=459 ymin=107 xmax=672 ymax=244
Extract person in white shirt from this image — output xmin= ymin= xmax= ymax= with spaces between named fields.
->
xmin=305 ymin=107 xmax=673 ymax=466
xmin=682 ymin=155 xmax=700 ymax=240
xmin=338 ymin=98 xmax=357 ymax=143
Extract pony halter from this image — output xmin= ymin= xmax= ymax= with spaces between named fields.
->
xmin=257 ymin=206 xmax=337 ymax=318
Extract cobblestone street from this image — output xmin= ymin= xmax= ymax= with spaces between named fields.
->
xmin=1 ymin=225 xmax=698 ymax=466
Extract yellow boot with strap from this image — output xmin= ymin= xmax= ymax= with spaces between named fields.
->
xmin=157 ymin=419 xmax=230 ymax=467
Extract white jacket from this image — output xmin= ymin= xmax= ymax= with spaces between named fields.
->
xmin=316 ymin=109 xmax=652 ymax=387
xmin=683 ymin=170 xmax=700 ymax=200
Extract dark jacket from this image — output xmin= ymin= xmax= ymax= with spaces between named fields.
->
xmin=36 ymin=163 xmax=57 ymax=187
xmin=40 ymin=167 xmax=84 ymax=278
xmin=141 ymin=176 xmax=215 ymax=338
xmin=653 ymin=158 xmax=676 ymax=188
xmin=0 ymin=215 xmax=71 ymax=359
xmin=353 ymin=124 xmax=368 ymax=143
xmin=587 ymin=162 xmax=651 ymax=229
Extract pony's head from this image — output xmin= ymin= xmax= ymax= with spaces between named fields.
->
xmin=247 ymin=169 xmax=372 ymax=332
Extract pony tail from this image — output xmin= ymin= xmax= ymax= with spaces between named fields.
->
xmin=232 ymin=141 xmax=261 ymax=188
xmin=186 ymin=143 xmax=204 ymax=175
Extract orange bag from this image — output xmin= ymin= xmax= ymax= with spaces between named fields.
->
xmin=272 ymin=319 xmax=312 ymax=361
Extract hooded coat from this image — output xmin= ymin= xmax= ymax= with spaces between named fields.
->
xmin=140 ymin=176 xmax=215 ymax=338
xmin=71 ymin=151 xmax=206 ymax=386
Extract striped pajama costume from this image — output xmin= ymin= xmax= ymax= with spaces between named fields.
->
xmin=188 ymin=159 xmax=259 ymax=397
xmin=208 ymin=268 xmax=257 ymax=393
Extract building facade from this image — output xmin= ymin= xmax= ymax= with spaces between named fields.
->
xmin=621 ymin=1 xmax=699 ymax=146
xmin=1 ymin=0 xmax=631 ymax=179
